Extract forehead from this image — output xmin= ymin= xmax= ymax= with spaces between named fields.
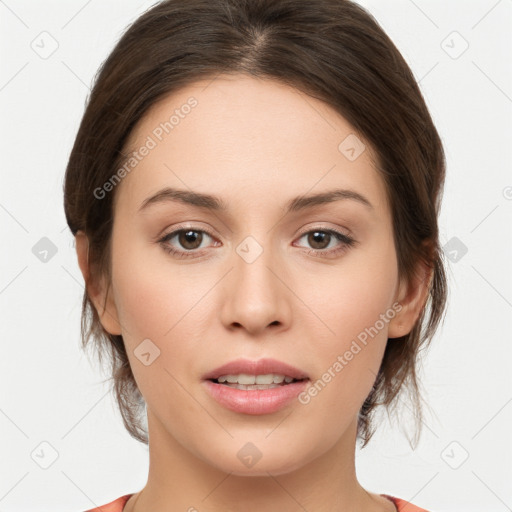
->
xmin=114 ymin=73 xmax=387 ymax=215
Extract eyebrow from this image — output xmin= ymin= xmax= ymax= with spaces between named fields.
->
xmin=138 ymin=186 xmax=373 ymax=214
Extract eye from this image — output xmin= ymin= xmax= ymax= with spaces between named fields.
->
xmin=158 ymin=227 xmax=218 ymax=259
xmin=157 ymin=226 xmax=357 ymax=260
xmin=294 ymin=228 xmax=356 ymax=258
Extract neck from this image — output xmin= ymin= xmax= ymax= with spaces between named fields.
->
xmin=127 ymin=409 xmax=393 ymax=512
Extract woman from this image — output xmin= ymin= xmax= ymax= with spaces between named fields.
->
xmin=64 ymin=0 xmax=447 ymax=510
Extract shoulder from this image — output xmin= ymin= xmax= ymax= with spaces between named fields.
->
xmin=382 ymin=494 xmax=431 ymax=512
xmin=84 ymin=494 xmax=133 ymax=512
xmin=84 ymin=493 xmax=429 ymax=512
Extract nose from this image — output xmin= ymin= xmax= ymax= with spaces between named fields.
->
xmin=219 ymin=238 xmax=292 ymax=336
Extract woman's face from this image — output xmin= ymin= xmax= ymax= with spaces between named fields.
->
xmin=89 ymin=73 xmax=414 ymax=475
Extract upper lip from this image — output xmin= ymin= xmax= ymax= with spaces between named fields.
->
xmin=202 ymin=358 xmax=309 ymax=381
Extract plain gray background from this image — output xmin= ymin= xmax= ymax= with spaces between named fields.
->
xmin=1 ymin=0 xmax=511 ymax=510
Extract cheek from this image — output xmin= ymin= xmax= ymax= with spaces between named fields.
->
xmin=298 ymin=237 xmax=398 ymax=406
xmin=113 ymin=267 xmax=172 ymax=339
xmin=310 ymin=236 xmax=397 ymax=343
xmin=110 ymin=235 xmax=216 ymax=389
xmin=110 ymin=226 xmax=200 ymax=337
xmin=109 ymin=250 xmax=206 ymax=412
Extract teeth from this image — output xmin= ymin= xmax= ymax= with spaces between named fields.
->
xmin=216 ymin=373 xmax=296 ymax=385
xmin=223 ymin=383 xmax=282 ymax=390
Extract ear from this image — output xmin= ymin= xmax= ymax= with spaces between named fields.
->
xmin=75 ymin=230 xmax=122 ymax=336
xmin=388 ymin=255 xmax=433 ymax=339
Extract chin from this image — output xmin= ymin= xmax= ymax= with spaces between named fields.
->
xmin=204 ymin=446 xmax=313 ymax=477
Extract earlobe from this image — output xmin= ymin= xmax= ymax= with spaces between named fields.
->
xmin=74 ymin=230 xmax=122 ymax=336
xmin=388 ymin=258 xmax=433 ymax=339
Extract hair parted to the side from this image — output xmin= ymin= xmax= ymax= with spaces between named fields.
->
xmin=63 ymin=0 xmax=447 ymax=447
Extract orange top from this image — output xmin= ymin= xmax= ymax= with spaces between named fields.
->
xmin=84 ymin=493 xmax=429 ymax=511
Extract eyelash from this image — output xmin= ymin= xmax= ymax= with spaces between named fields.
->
xmin=157 ymin=225 xmax=357 ymax=260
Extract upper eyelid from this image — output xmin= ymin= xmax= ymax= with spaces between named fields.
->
xmin=162 ymin=225 xmax=217 ymax=240
xmin=161 ymin=224 xmax=351 ymax=238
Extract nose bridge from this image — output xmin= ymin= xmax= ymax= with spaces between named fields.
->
xmin=220 ymin=233 xmax=290 ymax=334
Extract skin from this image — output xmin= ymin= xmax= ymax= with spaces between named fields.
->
xmin=76 ymin=73 xmax=430 ymax=512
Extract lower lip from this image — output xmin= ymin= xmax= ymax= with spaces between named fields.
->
xmin=202 ymin=379 xmax=310 ymax=415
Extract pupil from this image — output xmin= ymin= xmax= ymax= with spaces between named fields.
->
xmin=180 ymin=230 xmax=202 ymax=249
xmin=309 ymin=231 xmax=329 ymax=249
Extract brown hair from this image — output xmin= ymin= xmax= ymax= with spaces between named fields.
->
xmin=63 ymin=0 xmax=447 ymax=447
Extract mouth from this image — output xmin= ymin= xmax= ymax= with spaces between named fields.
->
xmin=201 ymin=358 xmax=310 ymax=414
xmin=207 ymin=373 xmax=308 ymax=391
xmin=202 ymin=357 xmax=309 ymax=385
